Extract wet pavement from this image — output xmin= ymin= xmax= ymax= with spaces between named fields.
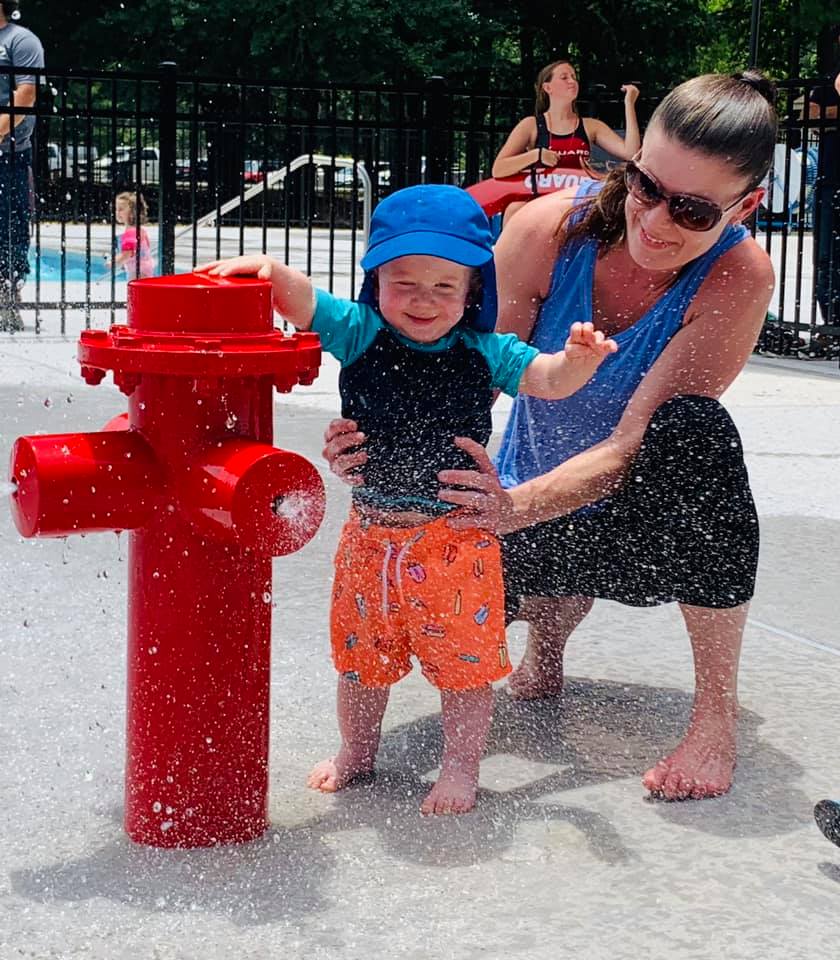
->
xmin=1 ymin=338 xmax=839 ymax=960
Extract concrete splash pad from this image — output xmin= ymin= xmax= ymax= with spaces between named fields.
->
xmin=1 ymin=342 xmax=840 ymax=959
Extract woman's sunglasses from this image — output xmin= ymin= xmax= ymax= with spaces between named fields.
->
xmin=624 ymin=159 xmax=748 ymax=232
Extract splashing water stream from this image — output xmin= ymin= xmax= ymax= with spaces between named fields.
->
xmin=271 ymin=492 xmax=316 ymax=532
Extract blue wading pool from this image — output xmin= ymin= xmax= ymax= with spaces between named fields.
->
xmin=27 ymin=247 xmax=113 ymax=283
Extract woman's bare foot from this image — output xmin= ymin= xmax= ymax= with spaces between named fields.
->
xmin=307 ymin=748 xmax=375 ymax=793
xmin=420 ymin=768 xmax=478 ymax=816
xmin=506 ymin=653 xmax=565 ymax=700
xmin=506 ymin=597 xmax=591 ymax=700
xmin=642 ymin=711 xmax=737 ymax=801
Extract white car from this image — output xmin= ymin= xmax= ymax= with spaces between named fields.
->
xmin=47 ymin=142 xmax=99 ymax=180
xmin=89 ymin=146 xmax=160 ymax=185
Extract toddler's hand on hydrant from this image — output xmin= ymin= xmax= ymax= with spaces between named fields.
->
xmin=195 ymin=255 xmax=275 ymax=280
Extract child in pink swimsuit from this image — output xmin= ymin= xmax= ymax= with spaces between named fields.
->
xmin=113 ymin=191 xmax=155 ymax=280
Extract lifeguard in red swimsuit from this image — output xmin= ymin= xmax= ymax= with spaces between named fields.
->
xmin=488 ymin=60 xmax=641 ymax=222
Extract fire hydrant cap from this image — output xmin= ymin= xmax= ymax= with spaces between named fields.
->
xmin=127 ymin=274 xmax=273 ymax=335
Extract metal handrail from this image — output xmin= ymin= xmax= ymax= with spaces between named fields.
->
xmin=175 ymin=154 xmax=372 ymax=247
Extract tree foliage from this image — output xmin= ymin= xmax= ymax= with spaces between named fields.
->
xmin=22 ymin=0 xmax=837 ymax=90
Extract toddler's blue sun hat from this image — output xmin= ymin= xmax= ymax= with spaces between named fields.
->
xmin=358 ymin=184 xmax=497 ymax=332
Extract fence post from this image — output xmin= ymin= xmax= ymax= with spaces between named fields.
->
xmin=158 ymin=61 xmax=178 ymax=275
xmin=424 ymin=76 xmax=448 ymax=184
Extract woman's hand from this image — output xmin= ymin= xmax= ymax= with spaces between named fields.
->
xmin=194 ymin=254 xmax=274 ymax=279
xmin=621 ymin=84 xmax=640 ymax=106
xmin=322 ymin=418 xmax=367 ymax=487
xmin=538 ymin=147 xmax=559 ymax=168
xmin=438 ymin=437 xmax=520 ymax=534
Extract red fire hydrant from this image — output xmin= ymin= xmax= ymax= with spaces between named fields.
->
xmin=8 ymin=274 xmax=326 ymax=848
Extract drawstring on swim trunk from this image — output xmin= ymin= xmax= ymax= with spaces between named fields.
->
xmin=380 ymin=541 xmax=395 ymax=617
xmin=380 ymin=532 xmax=426 ymax=617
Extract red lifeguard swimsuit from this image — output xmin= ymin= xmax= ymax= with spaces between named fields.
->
xmin=465 ymin=113 xmax=596 ymax=216
xmin=535 ymin=113 xmax=591 ymax=169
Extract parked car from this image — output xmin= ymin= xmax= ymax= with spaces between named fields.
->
xmin=316 ymin=160 xmax=390 ymax=194
xmin=88 ymin=146 xmax=161 ymax=185
xmin=47 ymin=141 xmax=99 ymax=181
xmin=242 ymin=159 xmax=264 ymax=184
xmin=176 ymin=156 xmax=209 ymax=182
xmin=46 ymin=141 xmax=60 ymax=178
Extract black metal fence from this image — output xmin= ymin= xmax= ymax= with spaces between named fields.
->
xmin=2 ymin=64 xmax=838 ymax=358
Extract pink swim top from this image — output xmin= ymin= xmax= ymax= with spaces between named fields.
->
xmin=120 ymin=227 xmax=155 ymax=279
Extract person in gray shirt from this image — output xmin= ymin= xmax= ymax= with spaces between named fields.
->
xmin=0 ymin=1 xmax=43 ymax=331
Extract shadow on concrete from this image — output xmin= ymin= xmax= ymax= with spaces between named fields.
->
xmin=291 ymin=676 xmax=809 ymax=867
xmin=375 ymin=678 xmax=808 ymax=840
xmin=818 ymin=861 xmax=840 ymax=885
xmin=9 ymin=676 xmax=808 ymax=924
xmin=10 ymin=815 xmax=336 ymax=927
xmin=301 ymin=768 xmax=634 ymax=870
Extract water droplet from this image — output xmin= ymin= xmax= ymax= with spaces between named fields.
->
xmin=43 ymin=397 xmax=53 ymax=408
xmin=262 ymin=591 xmax=272 ymax=603
xmin=225 ymin=412 xmax=238 ymax=429
xmin=152 ymin=800 xmax=162 ymax=813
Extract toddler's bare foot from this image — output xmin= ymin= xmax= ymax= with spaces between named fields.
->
xmin=420 ymin=768 xmax=478 ymax=816
xmin=306 ymin=748 xmax=374 ymax=793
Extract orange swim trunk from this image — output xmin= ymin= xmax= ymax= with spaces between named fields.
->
xmin=330 ymin=512 xmax=510 ymax=691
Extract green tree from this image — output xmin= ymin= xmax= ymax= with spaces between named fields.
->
xmin=23 ymin=0 xmax=835 ymax=89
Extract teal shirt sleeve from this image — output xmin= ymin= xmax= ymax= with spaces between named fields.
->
xmin=310 ymin=289 xmax=383 ymax=365
xmin=462 ymin=329 xmax=540 ymax=397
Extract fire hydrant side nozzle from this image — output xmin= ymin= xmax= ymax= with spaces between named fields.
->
xmin=181 ymin=439 xmax=325 ymax=555
xmin=9 ymin=429 xmax=161 ymax=538
xmin=8 ymin=273 xmax=325 ymax=849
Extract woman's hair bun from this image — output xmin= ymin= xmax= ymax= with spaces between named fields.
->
xmin=732 ymin=69 xmax=777 ymax=107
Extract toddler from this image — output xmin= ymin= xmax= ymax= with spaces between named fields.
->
xmin=199 ymin=185 xmax=617 ymax=815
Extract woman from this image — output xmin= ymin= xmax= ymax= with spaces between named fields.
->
xmin=325 ymin=72 xmax=777 ymax=802
xmin=491 ymin=60 xmax=641 ymax=221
